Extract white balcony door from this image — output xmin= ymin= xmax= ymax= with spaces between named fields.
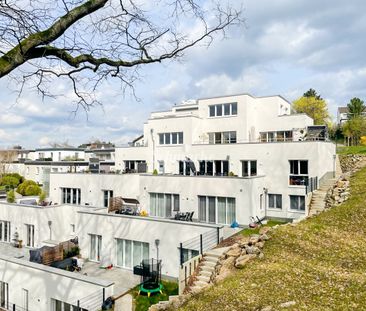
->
xmin=90 ymin=234 xmax=102 ymax=262
xmin=25 ymin=224 xmax=35 ymax=247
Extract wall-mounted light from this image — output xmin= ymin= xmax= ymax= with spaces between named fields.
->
xmin=155 ymin=239 xmax=160 ymax=261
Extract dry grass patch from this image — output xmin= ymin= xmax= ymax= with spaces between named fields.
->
xmin=176 ymin=167 xmax=366 ymax=311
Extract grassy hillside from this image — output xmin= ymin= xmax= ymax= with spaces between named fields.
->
xmin=177 ymin=167 xmax=366 ymax=311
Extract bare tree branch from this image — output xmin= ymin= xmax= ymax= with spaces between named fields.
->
xmin=0 ymin=0 xmax=244 ymax=108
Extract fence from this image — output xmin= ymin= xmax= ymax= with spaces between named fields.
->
xmin=179 ymin=227 xmax=221 ymax=266
xmin=68 ymin=288 xmax=105 ymax=311
xmin=306 ymin=176 xmax=318 ymax=195
xmin=178 ymin=254 xmax=202 ymax=295
xmin=0 ymin=288 xmax=106 ymax=311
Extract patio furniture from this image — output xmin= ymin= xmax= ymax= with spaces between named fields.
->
xmin=188 ymin=211 xmax=194 ymax=221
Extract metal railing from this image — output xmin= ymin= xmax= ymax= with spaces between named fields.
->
xmin=179 ymin=228 xmax=221 ymax=266
xmin=306 ymin=176 xmax=319 ymax=195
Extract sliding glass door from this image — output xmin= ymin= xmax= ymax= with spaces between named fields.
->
xmin=116 ymin=239 xmax=149 ymax=269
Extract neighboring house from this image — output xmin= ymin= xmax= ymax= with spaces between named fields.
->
xmin=337 ymin=106 xmax=366 ymax=124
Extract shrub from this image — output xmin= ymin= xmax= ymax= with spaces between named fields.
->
xmin=25 ymin=185 xmax=42 ymax=196
xmin=153 ymin=169 xmax=158 ymax=175
xmin=17 ymin=180 xmax=42 ymax=196
xmin=0 ymin=176 xmax=19 ymax=188
xmin=7 ymin=190 xmax=15 ymax=203
xmin=39 ymin=191 xmax=46 ymax=203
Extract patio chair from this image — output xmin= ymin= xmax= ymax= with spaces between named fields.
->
xmin=179 ymin=212 xmax=188 ymax=221
xmin=188 ymin=211 xmax=194 ymax=222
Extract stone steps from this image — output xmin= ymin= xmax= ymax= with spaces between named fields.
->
xmin=187 ymin=247 xmax=230 ymax=294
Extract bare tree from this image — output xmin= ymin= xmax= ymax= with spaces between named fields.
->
xmin=0 ymin=0 xmax=243 ymax=109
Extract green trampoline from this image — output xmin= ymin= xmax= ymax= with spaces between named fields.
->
xmin=138 ymin=282 xmax=163 ymax=297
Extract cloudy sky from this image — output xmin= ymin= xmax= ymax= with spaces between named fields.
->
xmin=1 ymin=0 xmax=366 ymax=148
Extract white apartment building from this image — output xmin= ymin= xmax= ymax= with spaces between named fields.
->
xmin=0 ymin=93 xmax=336 ymax=310
xmin=50 ymin=93 xmax=336 ymax=224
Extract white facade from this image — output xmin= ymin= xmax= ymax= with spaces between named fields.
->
xmin=52 ymin=93 xmax=335 ymax=224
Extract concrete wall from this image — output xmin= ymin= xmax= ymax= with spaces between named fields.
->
xmin=48 ymin=141 xmax=336 ymax=223
xmin=0 ymin=203 xmax=86 ymax=248
xmin=77 ymin=210 xmax=223 ymax=278
xmin=0 ymin=254 xmax=113 ymax=311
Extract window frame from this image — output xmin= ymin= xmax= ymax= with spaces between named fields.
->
xmin=268 ymin=194 xmax=282 ymax=209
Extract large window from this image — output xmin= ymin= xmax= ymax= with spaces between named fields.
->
xmin=260 ymin=131 xmax=293 ymax=142
xmin=0 ymin=221 xmax=11 ymax=243
xmin=124 ymin=160 xmax=146 ymax=172
xmin=116 ymin=239 xmax=149 ymax=269
xmin=158 ymin=132 xmax=184 ymax=145
xmin=290 ymin=195 xmax=306 ymax=211
xmin=209 ymin=102 xmax=238 ymax=117
xmin=150 ymin=193 xmax=179 ymax=217
xmin=242 ymin=160 xmax=257 ymax=177
xmin=208 ymin=131 xmax=237 ymax=144
xmin=199 ymin=160 xmax=229 ymax=176
xmin=198 ymin=196 xmax=236 ymax=225
xmin=89 ymin=234 xmax=102 ymax=262
xmin=51 ymin=299 xmax=87 ymax=311
xmin=61 ymin=188 xmax=81 ymax=205
xmin=289 ymin=160 xmax=308 ymax=185
xmin=103 ymin=190 xmax=113 ymax=208
xmin=179 ymin=160 xmax=196 ymax=176
xmin=268 ymin=194 xmax=282 ymax=209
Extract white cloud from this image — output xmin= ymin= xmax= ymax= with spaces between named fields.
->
xmin=0 ymin=113 xmax=25 ymax=125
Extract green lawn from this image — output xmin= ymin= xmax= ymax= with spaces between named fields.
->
xmin=176 ymin=167 xmax=366 ymax=311
xmin=337 ymin=145 xmax=366 ymax=154
xmin=131 ymin=280 xmax=178 ymax=311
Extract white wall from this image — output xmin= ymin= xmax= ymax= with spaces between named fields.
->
xmin=0 ymin=255 xmax=113 ymax=311
xmin=0 ymin=203 xmax=86 ymax=248
xmin=50 ymin=141 xmax=336 ymax=223
xmin=78 ymin=210 xmax=223 ymax=278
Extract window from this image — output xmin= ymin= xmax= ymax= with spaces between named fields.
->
xmin=158 ymin=160 xmax=165 ymax=174
xmin=290 ymin=195 xmax=306 ymax=211
xmin=158 ymin=132 xmax=184 ymax=145
xmin=289 ymin=160 xmax=308 ymax=185
xmin=116 ymin=239 xmax=149 ymax=269
xmin=208 ymin=102 xmax=238 ymax=117
xmin=51 ymin=299 xmax=87 ymax=311
xmin=198 ymin=196 xmax=236 ymax=225
xmin=0 ymin=221 xmax=11 ymax=242
xmin=178 ymin=160 xmax=195 ymax=176
xmin=103 ymin=190 xmax=113 ymax=208
xmin=208 ymin=131 xmax=237 ymax=144
xmin=242 ymin=160 xmax=257 ymax=177
xmin=150 ymin=193 xmax=179 ymax=217
xmin=25 ymin=224 xmax=35 ymax=247
xmin=199 ymin=160 xmax=228 ymax=176
xmin=89 ymin=234 xmax=102 ymax=262
xmin=259 ymin=131 xmax=294 ymax=142
xmin=61 ymin=188 xmax=81 ymax=205
xmin=124 ymin=160 xmax=146 ymax=172
xmin=268 ymin=194 xmax=282 ymax=209
xmin=0 ymin=281 xmax=9 ymax=310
